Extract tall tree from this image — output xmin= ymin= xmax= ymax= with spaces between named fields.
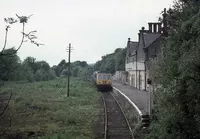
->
xmin=0 ymin=14 xmax=42 ymax=136
xmin=147 ymin=1 xmax=200 ymax=139
xmin=0 ymin=48 xmax=20 ymax=81
xmin=93 ymin=48 xmax=126 ymax=73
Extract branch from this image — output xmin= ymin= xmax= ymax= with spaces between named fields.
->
xmin=0 ymin=92 xmax=12 ymax=116
xmin=23 ymin=30 xmax=44 ymax=47
xmin=1 ymin=26 xmax=10 ymax=53
xmin=0 ymin=23 xmax=25 ymax=56
xmin=14 ymin=22 xmax=25 ymax=53
xmin=0 ymin=14 xmax=43 ymax=56
xmin=0 ymin=118 xmax=11 ymax=136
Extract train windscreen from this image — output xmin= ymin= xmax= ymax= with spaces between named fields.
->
xmin=98 ymin=73 xmax=111 ymax=80
xmin=97 ymin=74 xmax=102 ymax=80
xmin=103 ymin=74 xmax=107 ymax=80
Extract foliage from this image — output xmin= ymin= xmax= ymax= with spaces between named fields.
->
xmin=0 ymin=14 xmax=44 ymax=137
xmin=0 ymin=53 xmax=55 ymax=82
xmin=52 ymin=59 xmax=92 ymax=80
xmin=115 ymin=48 xmax=127 ymax=71
xmin=1 ymin=14 xmax=43 ymax=57
xmin=0 ymin=14 xmax=45 ymax=83
xmin=0 ymin=48 xmax=20 ymax=81
xmin=146 ymin=1 xmax=200 ymax=139
xmin=93 ymin=48 xmax=126 ymax=73
xmin=23 ymin=64 xmax=35 ymax=82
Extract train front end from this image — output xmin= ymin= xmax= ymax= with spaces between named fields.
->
xmin=96 ymin=72 xmax=112 ymax=91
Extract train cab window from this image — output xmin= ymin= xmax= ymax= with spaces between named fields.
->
xmin=107 ymin=75 xmax=111 ymax=80
xmin=98 ymin=74 xmax=103 ymax=80
xmin=103 ymin=74 xmax=107 ymax=80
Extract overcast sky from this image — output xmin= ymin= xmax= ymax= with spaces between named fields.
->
xmin=0 ymin=0 xmax=173 ymax=66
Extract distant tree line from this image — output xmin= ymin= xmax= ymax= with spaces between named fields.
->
xmin=52 ymin=60 xmax=93 ymax=80
xmin=0 ymin=48 xmax=56 ymax=82
xmin=93 ymin=48 xmax=126 ymax=74
xmin=0 ymin=48 xmax=95 ymax=82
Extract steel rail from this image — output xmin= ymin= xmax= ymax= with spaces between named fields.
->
xmin=109 ymin=92 xmax=134 ymax=139
xmin=101 ymin=92 xmax=108 ymax=139
xmin=101 ymin=91 xmax=134 ymax=139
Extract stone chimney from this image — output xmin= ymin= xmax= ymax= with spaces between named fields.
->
xmin=162 ymin=8 xmax=168 ymax=37
xmin=148 ymin=22 xmax=162 ymax=33
xmin=148 ymin=23 xmax=153 ymax=33
xmin=128 ymin=38 xmax=131 ymax=42
xmin=153 ymin=23 xmax=157 ymax=33
xmin=158 ymin=23 xmax=162 ymax=33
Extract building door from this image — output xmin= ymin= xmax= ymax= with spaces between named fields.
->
xmin=132 ymin=75 xmax=135 ymax=87
xmin=139 ymin=74 xmax=142 ymax=89
xmin=138 ymin=71 xmax=140 ymax=90
xmin=129 ymin=75 xmax=132 ymax=86
xmin=138 ymin=71 xmax=143 ymax=90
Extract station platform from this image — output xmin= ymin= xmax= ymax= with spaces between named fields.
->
xmin=112 ymin=81 xmax=150 ymax=116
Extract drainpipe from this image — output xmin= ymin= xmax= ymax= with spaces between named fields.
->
xmin=136 ymin=50 xmax=138 ymax=89
xmin=139 ymin=70 xmax=140 ymax=90
xmin=144 ymin=61 xmax=146 ymax=91
xmin=143 ymin=48 xmax=147 ymax=91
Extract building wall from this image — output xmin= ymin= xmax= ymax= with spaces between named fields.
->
xmin=113 ymin=71 xmax=128 ymax=83
xmin=125 ymin=62 xmax=146 ymax=90
xmin=145 ymin=37 xmax=162 ymax=91
xmin=125 ymin=61 xmax=145 ymax=71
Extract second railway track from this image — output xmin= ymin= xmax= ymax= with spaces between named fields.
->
xmin=101 ymin=91 xmax=134 ymax=139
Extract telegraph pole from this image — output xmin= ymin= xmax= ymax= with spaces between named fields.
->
xmin=66 ymin=43 xmax=72 ymax=97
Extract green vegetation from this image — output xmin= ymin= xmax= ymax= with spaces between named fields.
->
xmin=0 ymin=16 xmax=97 ymax=138
xmin=52 ymin=60 xmax=93 ymax=80
xmin=0 ymin=78 xmax=100 ymax=139
xmin=146 ymin=1 xmax=200 ymax=139
xmin=94 ymin=48 xmax=126 ymax=74
xmin=0 ymin=53 xmax=56 ymax=82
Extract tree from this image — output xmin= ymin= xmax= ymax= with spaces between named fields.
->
xmin=93 ymin=48 xmax=126 ymax=73
xmin=1 ymin=14 xmax=43 ymax=56
xmin=94 ymin=60 xmax=101 ymax=71
xmin=115 ymin=48 xmax=126 ymax=71
xmin=36 ymin=61 xmax=50 ymax=72
xmin=0 ymin=48 xmax=20 ymax=81
xmin=52 ymin=65 xmax=60 ymax=77
xmin=23 ymin=57 xmax=37 ymax=73
xmin=73 ymin=67 xmax=80 ymax=77
xmin=0 ymin=14 xmax=43 ymax=136
xmin=147 ymin=1 xmax=200 ymax=139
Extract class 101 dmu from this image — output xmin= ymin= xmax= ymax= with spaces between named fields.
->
xmin=92 ymin=71 xmax=113 ymax=91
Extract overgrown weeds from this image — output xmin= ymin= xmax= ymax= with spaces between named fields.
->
xmin=0 ymin=77 xmax=100 ymax=139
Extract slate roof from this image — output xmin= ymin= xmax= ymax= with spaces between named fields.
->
xmin=143 ymin=33 xmax=162 ymax=48
xmin=128 ymin=41 xmax=138 ymax=56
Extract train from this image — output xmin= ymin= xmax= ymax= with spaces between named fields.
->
xmin=92 ymin=71 xmax=113 ymax=91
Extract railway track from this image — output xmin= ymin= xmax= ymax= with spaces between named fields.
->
xmin=101 ymin=91 xmax=134 ymax=139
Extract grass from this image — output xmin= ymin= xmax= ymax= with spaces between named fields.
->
xmin=0 ymin=77 xmax=100 ymax=139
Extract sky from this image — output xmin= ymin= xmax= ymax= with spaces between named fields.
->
xmin=0 ymin=0 xmax=174 ymax=66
